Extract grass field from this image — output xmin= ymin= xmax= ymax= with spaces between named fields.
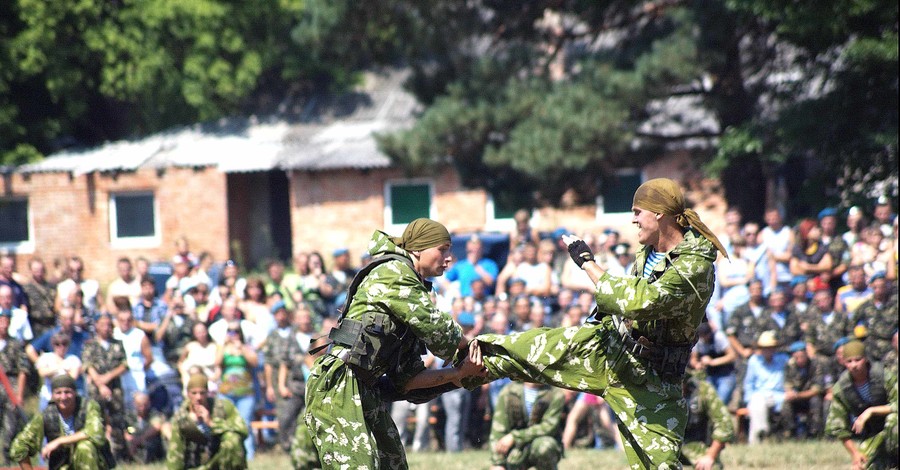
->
xmin=119 ymin=440 xmax=851 ymax=469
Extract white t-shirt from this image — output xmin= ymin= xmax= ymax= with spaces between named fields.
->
xmin=37 ymin=353 xmax=81 ymax=402
xmin=9 ymin=307 xmax=33 ymax=342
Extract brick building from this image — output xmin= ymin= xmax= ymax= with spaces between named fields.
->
xmin=0 ymin=70 xmax=724 ymax=285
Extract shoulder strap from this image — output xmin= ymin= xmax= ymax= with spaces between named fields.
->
xmin=337 ymin=253 xmax=415 ymax=322
xmin=309 ymin=253 xmax=414 ymax=356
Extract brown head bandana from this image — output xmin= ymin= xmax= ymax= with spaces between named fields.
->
xmin=632 ymin=178 xmax=728 ymax=258
xmin=391 ymin=218 xmax=451 ymax=252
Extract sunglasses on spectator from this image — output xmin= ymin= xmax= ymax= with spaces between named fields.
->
xmin=52 ymin=342 xmax=69 ymax=347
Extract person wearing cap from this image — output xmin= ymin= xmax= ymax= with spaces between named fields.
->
xmin=442 ymin=235 xmax=500 ymax=298
xmin=303 ymin=218 xmax=486 ymax=469
xmin=852 ymin=273 xmax=898 ymax=361
xmin=167 ymin=373 xmax=248 ymax=470
xmin=10 ymin=374 xmax=112 ymax=470
xmin=825 ymin=340 xmax=898 ymax=469
xmin=781 ymin=340 xmax=825 ymax=439
xmin=679 ymin=371 xmax=735 ymax=470
xmin=81 ymin=313 xmax=129 ymax=460
xmin=742 ymin=330 xmax=790 ymax=444
xmin=464 ymin=178 xmax=725 ymax=468
xmin=322 ymin=247 xmax=358 ymax=313
xmin=261 ymin=300 xmax=303 ymax=452
xmin=818 ymin=207 xmax=851 ymax=289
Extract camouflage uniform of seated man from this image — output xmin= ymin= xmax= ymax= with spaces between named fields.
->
xmin=10 ymin=374 xmax=112 ymax=470
xmin=825 ymin=340 xmax=898 ymax=470
xmin=464 ymin=178 xmax=726 ymax=469
xmin=303 ymin=218 xmax=486 ymax=470
xmin=679 ymin=373 xmax=734 ymax=470
xmin=490 ymin=382 xmax=565 ymax=470
xmin=166 ymin=374 xmax=248 ymax=470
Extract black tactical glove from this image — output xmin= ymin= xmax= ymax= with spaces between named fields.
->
xmin=567 ymin=239 xmax=595 ymax=269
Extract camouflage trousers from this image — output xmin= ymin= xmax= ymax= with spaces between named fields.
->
xmin=90 ymin=387 xmax=128 ymax=461
xmin=679 ymin=441 xmax=722 ymax=470
xmin=191 ymin=431 xmax=247 ymax=470
xmin=290 ymin=419 xmax=320 ymax=470
xmin=466 ymin=320 xmax=687 ymax=470
xmin=501 ymin=436 xmax=562 ymax=470
xmin=58 ymin=440 xmax=108 ymax=470
xmin=1 ymin=402 xmax=26 ymax=465
xmin=304 ymin=354 xmax=407 ymax=469
xmin=854 ymin=411 xmax=899 ymax=470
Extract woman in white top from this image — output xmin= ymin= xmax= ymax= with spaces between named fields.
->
xmin=714 ymin=235 xmax=755 ymax=330
xmin=179 ymin=322 xmax=220 ymax=389
xmin=36 ymin=332 xmax=81 ymax=410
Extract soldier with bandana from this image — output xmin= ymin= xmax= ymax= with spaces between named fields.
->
xmin=466 ymin=178 xmax=725 ymax=469
xmin=825 ymin=340 xmax=898 ymax=469
xmin=10 ymin=374 xmax=112 ymax=470
xmin=489 ymin=382 xmax=565 ymax=470
xmin=303 ymin=218 xmax=486 ymax=469
xmin=679 ymin=373 xmax=734 ymax=470
xmin=166 ymin=374 xmax=248 ymax=470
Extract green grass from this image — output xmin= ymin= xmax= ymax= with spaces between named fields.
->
xmin=119 ymin=440 xmax=850 ymax=469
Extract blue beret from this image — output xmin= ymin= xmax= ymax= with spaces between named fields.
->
xmin=270 ymin=300 xmax=287 ymax=314
xmin=333 ymin=247 xmax=349 ymax=257
xmin=833 ymin=336 xmax=852 ymax=354
xmin=788 ymin=341 xmax=806 ymax=353
xmin=817 ymin=207 xmax=838 ymax=220
xmin=869 ymin=272 xmax=886 ymax=284
xmin=457 ymin=313 xmax=475 ymax=327
xmin=552 ymin=227 xmax=568 ymax=239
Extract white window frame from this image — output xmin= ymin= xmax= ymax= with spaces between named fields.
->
xmin=109 ymin=191 xmax=161 ymax=249
xmin=383 ymin=179 xmax=436 ymax=233
xmin=484 ymin=194 xmax=516 ymax=232
xmin=595 ymin=168 xmax=644 ymax=224
xmin=0 ymin=197 xmax=35 ymax=253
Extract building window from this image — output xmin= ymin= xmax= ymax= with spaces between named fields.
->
xmin=385 ymin=180 xmax=433 ymax=229
xmin=110 ymin=192 xmax=159 ymax=247
xmin=597 ymin=170 xmax=643 ymax=214
xmin=0 ymin=198 xmax=31 ymax=249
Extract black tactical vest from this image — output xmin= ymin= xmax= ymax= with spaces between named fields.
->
xmin=43 ymin=397 xmax=115 ymax=470
xmin=682 ymin=380 xmax=710 ymax=444
xmin=838 ymin=362 xmax=889 ymax=440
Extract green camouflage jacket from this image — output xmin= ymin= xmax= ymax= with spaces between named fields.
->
xmin=332 ymin=230 xmax=463 ymax=389
xmin=805 ymin=308 xmax=853 ymax=356
xmin=683 ymin=376 xmax=735 ymax=445
xmin=489 ymin=383 xmax=566 ymax=466
xmin=82 ymin=337 xmax=128 ymax=393
xmin=852 ymin=295 xmax=898 ymax=359
xmin=10 ymin=398 xmax=107 ymax=467
xmin=825 ymin=362 xmax=898 ymax=441
xmin=596 ymin=229 xmax=717 ymax=345
xmin=784 ymin=356 xmax=825 ymax=395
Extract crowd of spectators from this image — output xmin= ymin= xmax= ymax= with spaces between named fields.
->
xmin=0 ymin=196 xmax=896 ymax=466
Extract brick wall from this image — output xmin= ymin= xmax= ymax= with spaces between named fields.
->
xmin=2 ymin=167 xmax=229 ymax=284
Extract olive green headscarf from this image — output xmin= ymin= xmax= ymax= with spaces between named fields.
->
xmin=632 ymin=178 xmax=728 ymax=258
xmin=843 ymin=340 xmax=865 ymax=359
xmin=391 ymin=218 xmax=451 ymax=251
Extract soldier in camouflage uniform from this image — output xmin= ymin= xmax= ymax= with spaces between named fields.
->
xmin=21 ymin=258 xmax=57 ymax=339
xmin=82 ymin=313 xmax=129 ymax=461
xmin=725 ymin=279 xmax=768 ymax=409
xmin=10 ymin=374 xmax=111 ymax=470
xmin=679 ymin=373 xmax=734 ymax=470
xmin=304 ymin=218 xmax=486 ymax=470
xmin=781 ymin=341 xmax=825 ymax=438
xmin=263 ymin=300 xmax=308 ymax=451
xmin=825 ymin=340 xmax=898 ymax=469
xmin=805 ymin=288 xmax=853 ymax=389
xmin=489 ymin=382 xmax=565 ymax=470
xmin=852 ymin=274 xmax=898 ymax=361
xmin=167 ymin=374 xmax=248 ymax=470
xmin=467 ymin=179 xmax=727 ymax=469
xmin=0 ymin=309 xmax=29 ymax=465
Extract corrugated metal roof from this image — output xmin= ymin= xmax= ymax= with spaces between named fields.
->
xmin=18 ymin=69 xmax=419 ymax=175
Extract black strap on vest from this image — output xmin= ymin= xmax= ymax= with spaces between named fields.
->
xmin=309 ymin=253 xmax=416 ymax=356
xmin=43 ymin=398 xmax=116 ymax=470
